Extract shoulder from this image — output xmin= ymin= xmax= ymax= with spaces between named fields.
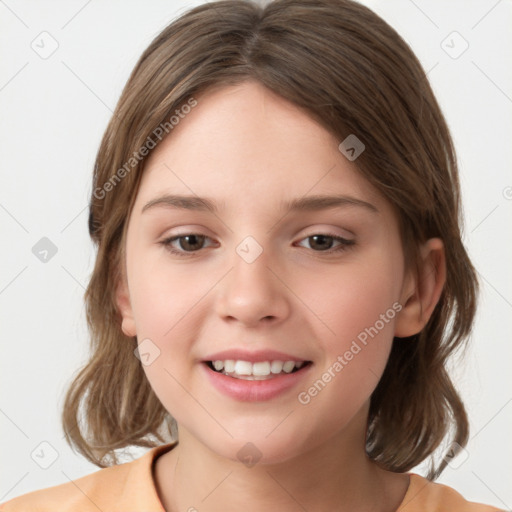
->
xmin=0 ymin=444 xmax=175 ymax=512
xmin=398 ymin=473 xmax=506 ymax=512
xmin=0 ymin=464 xmax=126 ymax=512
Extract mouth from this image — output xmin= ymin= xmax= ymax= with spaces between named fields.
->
xmin=204 ymin=359 xmax=313 ymax=380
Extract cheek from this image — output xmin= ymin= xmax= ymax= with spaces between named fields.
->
xmin=126 ymin=246 xmax=213 ymax=400
xmin=310 ymin=254 xmax=402 ymax=345
xmin=127 ymin=245 xmax=203 ymax=336
xmin=298 ymin=252 xmax=402 ymax=403
xmin=131 ymin=266 xmax=206 ymax=428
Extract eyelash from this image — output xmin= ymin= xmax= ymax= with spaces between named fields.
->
xmin=159 ymin=231 xmax=355 ymax=258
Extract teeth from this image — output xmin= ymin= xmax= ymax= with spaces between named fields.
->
xmin=234 ymin=360 xmax=252 ymax=375
xmin=270 ymin=361 xmax=283 ymax=374
xmin=209 ymin=359 xmax=307 ymax=378
xmin=252 ymin=361 xmax=271 ymax=376
xmin=283 ymin=361 xmax=296 ymax=373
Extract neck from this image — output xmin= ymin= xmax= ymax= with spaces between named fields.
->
xmin=153 ymin=406 xmax=409 ymax=512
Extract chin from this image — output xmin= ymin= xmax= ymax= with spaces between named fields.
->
xmin=217 ymin=436 xmax=310 ymax=467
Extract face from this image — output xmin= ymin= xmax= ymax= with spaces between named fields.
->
xmin=117 ymin=80 xmax=419 ymax=464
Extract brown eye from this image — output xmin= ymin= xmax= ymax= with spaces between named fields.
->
xmin=297 ymin=233 xmax=355 ymax=253
xmin=174 ymin=234 xmax=206 ymax=252
xmin=307 ymin=234 xmax=335 ymax=251
xmin=160 ymin=233 xmax=215 ymax=257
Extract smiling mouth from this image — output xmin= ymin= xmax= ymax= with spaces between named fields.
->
xmin=205 ymin=360 xmax=313 ymax=380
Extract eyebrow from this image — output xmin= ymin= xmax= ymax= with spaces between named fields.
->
xmin=141 ymin=194 xmax=379 ymax=215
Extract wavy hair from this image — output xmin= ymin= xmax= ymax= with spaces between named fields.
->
xmin=61 ymin=0 xmax=478 ymax=480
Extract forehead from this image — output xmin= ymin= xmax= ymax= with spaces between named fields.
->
xmin=135 ymin=81 xmax=386 ymax=215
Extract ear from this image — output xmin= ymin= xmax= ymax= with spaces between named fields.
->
xmin=394 ymin=238 xmax=446 ymax=338
xmin=115 ymin=272 xmax=137 ymax=338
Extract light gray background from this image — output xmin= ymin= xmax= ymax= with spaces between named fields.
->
xmin=1 ymin=0 xmax=511 ymax=507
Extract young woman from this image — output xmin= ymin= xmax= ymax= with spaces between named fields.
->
xmin=1 ymin=1 xmax=503 ymax=510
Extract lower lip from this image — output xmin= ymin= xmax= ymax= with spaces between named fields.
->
xmin=201 ymin=363 xmax=312 ymax=402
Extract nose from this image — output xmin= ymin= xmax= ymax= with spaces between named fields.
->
xmin=215 ymin=244 xmax=291 ymax=328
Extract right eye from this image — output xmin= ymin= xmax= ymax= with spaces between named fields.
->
xmin=160 ymin=233 xmax=217 ymax=257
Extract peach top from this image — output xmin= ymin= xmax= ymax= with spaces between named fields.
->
xmin=0 ymin=443 xmax=504 ymax=511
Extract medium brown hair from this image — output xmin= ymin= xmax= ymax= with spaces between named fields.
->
xmin=61 ymin=0 xmax=478 ymax=480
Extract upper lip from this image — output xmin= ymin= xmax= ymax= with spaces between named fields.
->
xmin=202 ymin=349 xmax=310 ymax=363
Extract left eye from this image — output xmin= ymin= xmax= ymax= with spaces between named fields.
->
xmin=296 ymin=233 xmax=355 ymax=252
xmin=159 ymin=232 xmax=355 ymax=257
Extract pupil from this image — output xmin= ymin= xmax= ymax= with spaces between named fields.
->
xmin=311 ymin=235 xmax=332 ymax=251
xmin=181 ymin=234 xmax=204 ymax=251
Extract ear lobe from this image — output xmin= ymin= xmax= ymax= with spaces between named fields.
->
xmin=394 ymin=238 xmax=446 ymax=338
xmin=115 ymin=274 xmax=137 ymax=338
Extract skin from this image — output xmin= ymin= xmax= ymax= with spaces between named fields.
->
xmin=116 ymin=80 xmax=446 ymax=512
